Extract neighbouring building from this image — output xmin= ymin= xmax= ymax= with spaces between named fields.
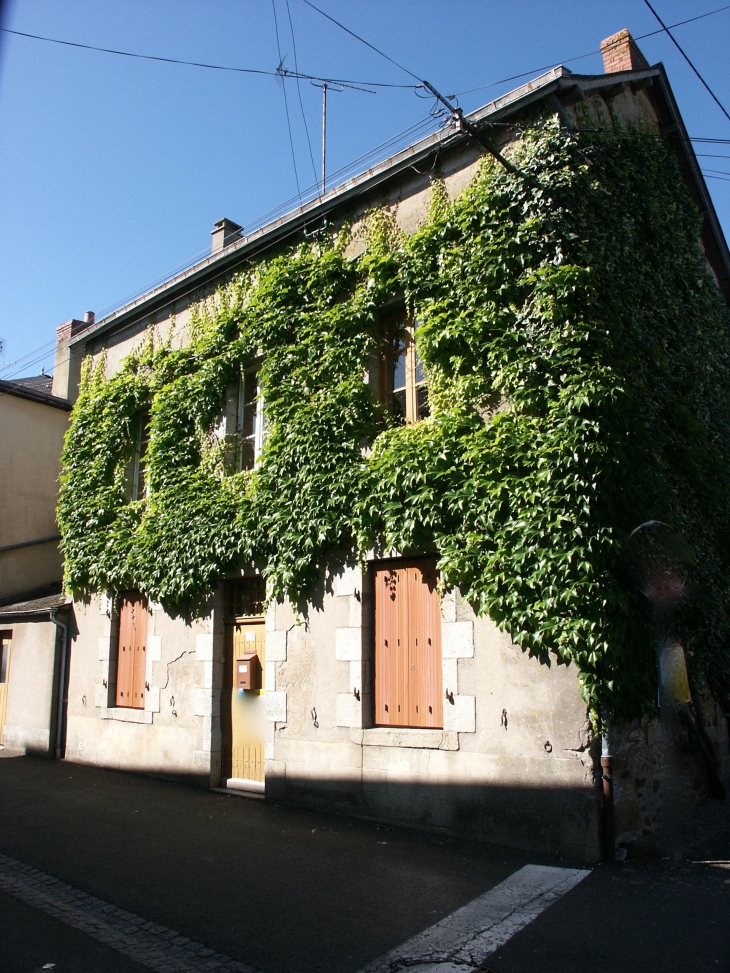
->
xmin=0 ymin=365 xmax=75 ymax=755
xmin=8 ymin=31 xmax=730 ymax=860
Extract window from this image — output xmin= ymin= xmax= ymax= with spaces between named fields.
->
xmin=116 ymin=593 xmax=148 ymax=709
xmin=380 ymin=309 xmax=429 ymax=425
xmin=373 ymin=559 xmax=442 ymax=728
xmin=0 ymin=632 xmax=11 ymax=746
xmin=127 ymin=412 xmax=150 ymax=500
xmin=225 ymin=576 xmax=266 ymax=620
xmin=236 ymin=369 xmax=263 ymax=471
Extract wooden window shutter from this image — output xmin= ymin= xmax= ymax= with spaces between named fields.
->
xmin=117 ymin=593 xmax=148 ymax=709
xmin=374 ymin=559 xmax=442 ymax=728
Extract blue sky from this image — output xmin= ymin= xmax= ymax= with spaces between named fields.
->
xmin=0 ymin=0 xmax=728 ymax=377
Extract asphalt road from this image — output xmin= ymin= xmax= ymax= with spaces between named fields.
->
xmin=0 ymin=753 xmax=728 ymax=973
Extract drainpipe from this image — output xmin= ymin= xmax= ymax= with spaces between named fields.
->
xmin=50 ymin=609 xmax=69 ymax=760
xmin=601 ymin=706 xmax=615 ymax=861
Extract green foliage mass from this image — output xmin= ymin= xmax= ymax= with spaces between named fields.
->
xmin=58 ymin=120 xmax=730 ymax=719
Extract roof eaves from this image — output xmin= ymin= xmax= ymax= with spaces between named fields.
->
xmin=0 ymin=378 xmax=72 ymax=411
xmin=69 ymin=66 xmax=577 ymax=350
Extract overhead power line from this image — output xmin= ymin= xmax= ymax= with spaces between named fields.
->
xmin=452 ymin=3 xmax=730 ymax=97
xmin=0 ymin=26 xmax=416 ymax=88
xmin=299 ymin=0 xmax=421 ymax=83
xmin=271 ymin=0 xmax=302 ymax=200
xmin=285 ymin=0 xmax=319 ymax=187
xmin=642 ymin=0 xmax=730 ymax=125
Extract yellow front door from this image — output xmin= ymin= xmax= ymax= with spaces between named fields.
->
xmin=228 ymin=621 xmax=266 ymax=782
xmin=0 ymin=633 xmax=12 ymax=746
xmin=221 ymin=579 xmax=267 ymax=786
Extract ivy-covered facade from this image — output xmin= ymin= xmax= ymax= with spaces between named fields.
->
xmin=49 ymin=32 xmax=730 ymax=859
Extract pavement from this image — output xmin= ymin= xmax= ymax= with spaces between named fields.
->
xmin=0 ymin=752 xmax=728 ymax=973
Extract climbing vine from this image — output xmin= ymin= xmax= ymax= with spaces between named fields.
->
xmin=58 ymin=119 xmax=730 ymax=719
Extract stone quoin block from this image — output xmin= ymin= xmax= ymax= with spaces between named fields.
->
xmin=443 ymin=694 xmax=476 ymax=733
xmin=146 ymin=636 xmax=162 ymax=661
xmin=336 ymin=692 xmax=362 ymax=728
xmin=336 ymin=565 xmax=362 ymax=598
xmin=441 ymin=621 xmax=474 ymax=659
xmin=266 ymin=630 xmax=287 ymax=661
xmin=267 ymin=691 xmax=287 ymax=723
xmin=195 ymin=634 xmax=214 ymax=661
xmin=336 ymin=627 xmax=362 ymax=661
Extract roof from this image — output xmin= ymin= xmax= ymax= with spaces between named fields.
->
xmin=0 ymin=583 xmax=70 ymax=618
xmin=68 ymin=61 xmax=730 ymax=351
xmin=0 ymin=377 xmax=72 ymax=411
xmin=11 ymin=373 xmax=54 ymax=394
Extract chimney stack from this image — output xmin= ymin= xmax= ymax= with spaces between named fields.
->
xmin=52 ymin=317 xmax=88 ymax=403
xmin=600 ymin=29 xmax=650 ymax=74
xmin=211 ymin=218 xmax=243 ymax=254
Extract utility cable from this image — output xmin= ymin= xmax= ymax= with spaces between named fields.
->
xmin=642 ymin=0 xmax=730 ymax=125
xmin=271 ymin=0 xmax=302 ymax=200
xmin=299 ymin=0 xmax=525 ymax=177
xmin=285 ymin=0 xmax=319 ymax=188
xmin=0 ymin=26 xmax=416 ymax=88
xmin=299 ymin=0 xmax=422 ymax=84
xmin=453 ymin=3 xmax=730 ymax=97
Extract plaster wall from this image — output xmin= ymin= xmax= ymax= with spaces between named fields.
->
xmin=0 ymin=393 xmax=68 ymax=600
xmin=267 ymin=565 xmax=601 ymax=861
xmin=2 ymin=618 xmax=59 ymax=754
xmin=64 ymin=593 xmax=221 ymax=785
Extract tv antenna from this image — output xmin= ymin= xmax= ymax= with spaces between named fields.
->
xmin=306 ymin=76 xmax=376 ymax=196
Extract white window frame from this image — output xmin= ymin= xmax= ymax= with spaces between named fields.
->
xmin=236 ymin=367 xmax=264 ymax=471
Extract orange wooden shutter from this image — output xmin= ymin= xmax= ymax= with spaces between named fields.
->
xmin=374 ymin=559 xmax=442 ymax=728
xmin=131 ymin=596 xmax=148 ymax=709
xmin=117 ymin=593 xmax=147 ymax=709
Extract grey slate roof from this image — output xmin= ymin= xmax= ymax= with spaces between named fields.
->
xmin=11 ymin=373 xmax=54 ymax=394
xmin=0 ymin=583 xmax=70 ymax=617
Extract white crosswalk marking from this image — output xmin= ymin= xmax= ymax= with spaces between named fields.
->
xmin=357 ymin=864 xmax=590 ymax=973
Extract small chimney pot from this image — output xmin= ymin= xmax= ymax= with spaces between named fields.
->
xmin=84 ymin=311 xmax=95 ymax=326
xmin=211 ymin=218 xmax=243 ymax=254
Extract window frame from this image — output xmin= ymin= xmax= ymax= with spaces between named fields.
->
xmin=235 ymin=366 xmax=264 ymax=472
xmin=379 ymin=307 xmax=428 ymax=425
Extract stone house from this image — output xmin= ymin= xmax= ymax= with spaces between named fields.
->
xmin=11 ymin=30 xmax=730 ymax=861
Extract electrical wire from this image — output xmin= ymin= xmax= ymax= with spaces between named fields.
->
xmin=271 ymin=0 xmax=302 ymax=200
xmin=299 ymin=0 xmax=421 ymax=84
xmin=0 ymin=111 xmax=444 ymax=384
xmin=452 ymin=3 xmax=730 ymax=97
xmin=0 ymin=26 xmax=417 ymax=89
xmin=642 ymin=0 xmax=730 ymax=125
xmin=286 ymin=0 xmax=319 ymax=188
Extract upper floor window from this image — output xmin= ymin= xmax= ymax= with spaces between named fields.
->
xmin=236 ymin=368 xmax=263 ymax=472
xmin=126 ymin=411 xmax=150 ymax=500
xmin=379 ymin=308 xmax=429 ymax=425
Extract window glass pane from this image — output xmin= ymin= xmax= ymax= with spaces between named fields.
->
xmin=238 ymin=370 xmax=259 ymax=472
xmin=416 ymin=383 xmax=430 ymax=421
xmin=228 ymin=578 xmax=266 ymax=618
xmin=392 ymin=389 xmax=407 ymax=425
xmin=240 ymin=440 xmax=255 ymax=472
xmin=392 ymin=349 xmax=406 ymax=393
xmin=0 ymin=641 xmax=9 ymax=683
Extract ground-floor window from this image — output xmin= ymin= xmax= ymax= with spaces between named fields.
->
xmin=116 ymin=593 xmax=148 ymax=709
xmin=373 ymin=558 xmax=443 ymax=728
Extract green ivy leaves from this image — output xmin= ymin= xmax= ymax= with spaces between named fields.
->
xmin=58 ymin=121 xmax=730 ymax=719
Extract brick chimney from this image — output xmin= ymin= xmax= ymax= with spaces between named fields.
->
xmin=211 ymin=218 xmax=243 ymax=254
xmin=52 ymin=317 xmax=89 ymax=402
xmin=600 ymin=29 xmax=650 ymax=73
